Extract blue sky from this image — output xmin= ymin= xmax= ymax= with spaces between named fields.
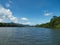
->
xmin=0 ymin=0 xmax=60 ymax=25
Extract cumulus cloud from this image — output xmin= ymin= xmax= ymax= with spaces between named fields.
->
xmin=0 ymin=5 xmax=31 ymax=25
xmin=0 ymin=5 xmax=18 ymax=23
xmin=21 ymin=17 xmax=29 ymax=21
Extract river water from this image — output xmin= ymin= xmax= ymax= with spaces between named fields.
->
xmin=0 ymin=27 xmax=60 ymax=45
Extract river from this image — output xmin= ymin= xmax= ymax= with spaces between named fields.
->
xmin=0 ymin=27 xmax=60 ymax=45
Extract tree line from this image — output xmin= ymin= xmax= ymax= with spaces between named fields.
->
xmin=35 ymin=16 xmax=60 ymax=29
xmin=0 ymin=22 xmax=25 ymax=27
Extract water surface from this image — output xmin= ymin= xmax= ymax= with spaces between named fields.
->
xmin=0 ymin=27 xmax=60 ymax=45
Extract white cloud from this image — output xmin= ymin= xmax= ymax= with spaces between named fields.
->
xmin=20 ymin=17 xmax=31 ymax=25
xmin=21 ymin=17 xmax=29 ymax=21
xmin=0 ymin=5 xmax=18 ymax=23
xmin=44 ymin=12 xmax=52 ymax=16
xmin=0 ymin=5 xmax=31 ymax=25
xmin=44 ymin=10 xmax=53 ymax=16
xmin=21 ymin=22 xmax=31 ymax=25
xmin=0 ymin=19 xmax=4 ymax=22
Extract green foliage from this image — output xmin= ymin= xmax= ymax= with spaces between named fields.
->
xmin=35 ymin=16 xmax=60 ymax=29
xmin=55 ymin=24 xmax=60 ymax=29
xmin=35 ymin=23 xmax=50 ymax=28
xmin=50 ymin=16 xmax=60 ymax=28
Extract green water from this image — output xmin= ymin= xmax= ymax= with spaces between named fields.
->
xmin=0 ymin=27 xmax=60 ymax=45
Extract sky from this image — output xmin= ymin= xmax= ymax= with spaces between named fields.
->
xmin=0 ymin=0 xmax=60 ymax=25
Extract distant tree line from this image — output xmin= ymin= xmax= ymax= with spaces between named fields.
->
xmin=0 ymin=22 xmax=25 ymax=27
xmin=35 ymin=16 xmax=60 ymax=29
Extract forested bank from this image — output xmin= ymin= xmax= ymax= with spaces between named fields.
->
xmin=35 ymin=16 xmax=60 ymax=29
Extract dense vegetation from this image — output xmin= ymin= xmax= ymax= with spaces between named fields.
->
xmin=35 ymin=16 xmax=60 ymax=29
